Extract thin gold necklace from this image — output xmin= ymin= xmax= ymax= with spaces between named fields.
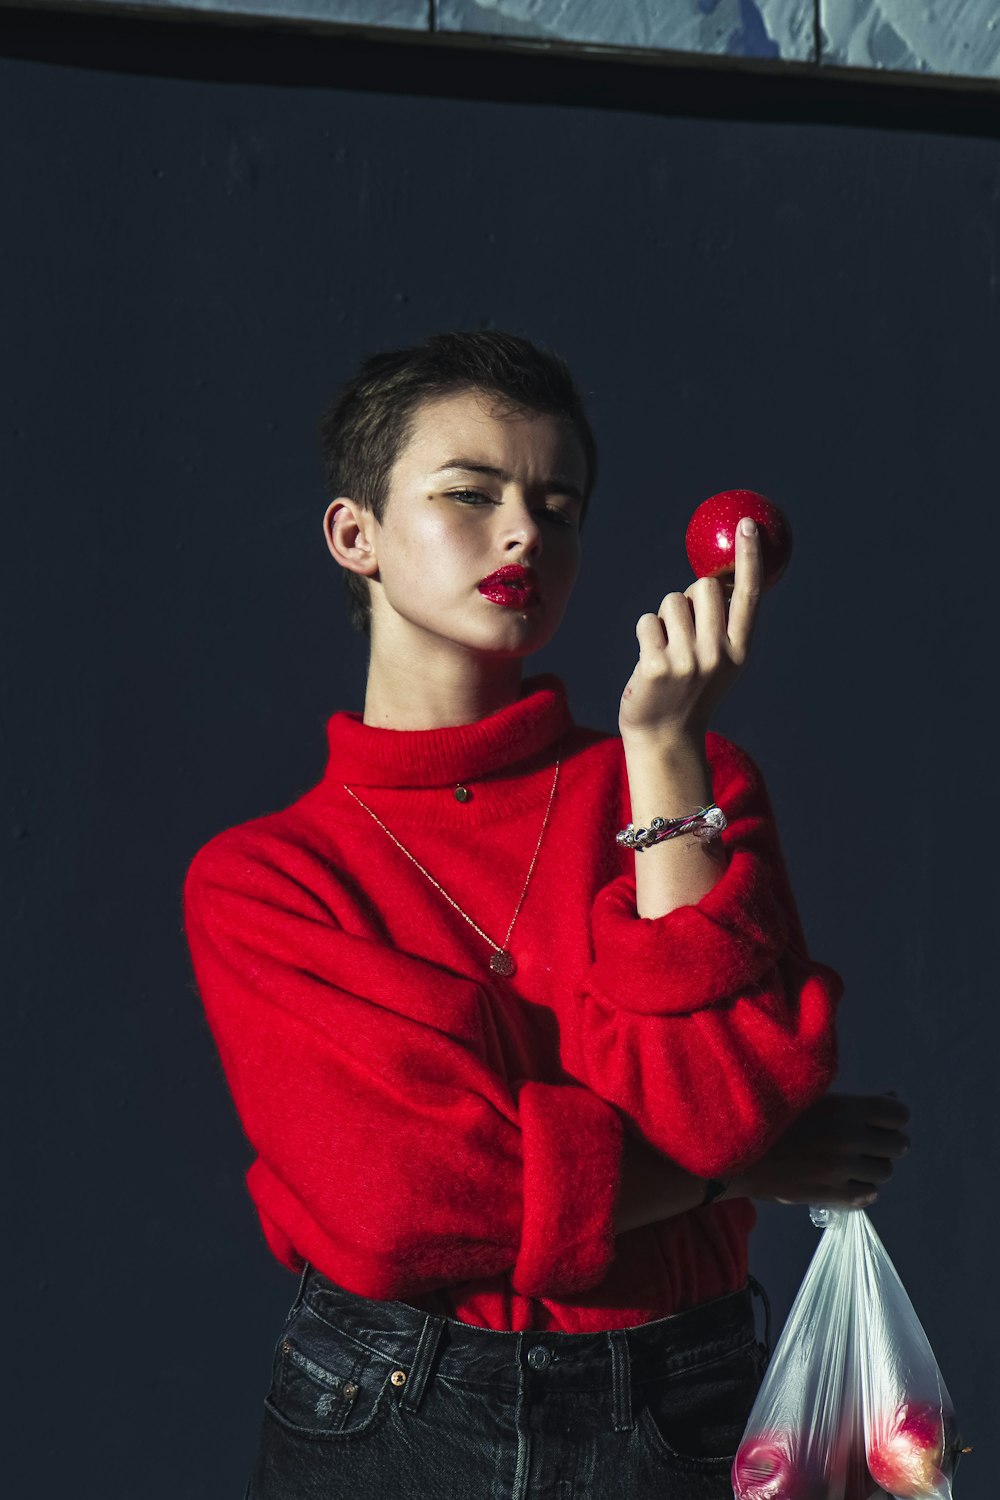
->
xmin=341 ymin=746 xmax=561 ymax=978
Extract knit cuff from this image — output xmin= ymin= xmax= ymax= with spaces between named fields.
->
xmin=587 ymin=845 xmax=789 ymax=1016
xmin=512 ymin=1082 xmax=623 ymax=1299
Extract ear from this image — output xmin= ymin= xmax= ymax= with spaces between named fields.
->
xmin=323 ymin=497 xmax=379 ymax=578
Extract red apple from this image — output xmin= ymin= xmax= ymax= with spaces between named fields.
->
xmin=866 ymin=1401 xmax=952 ymax=1498
xmin=733 ymin=1433 xmax=828 ymax=1500
xmin=685 ymin=489 xmax=793 ymax=593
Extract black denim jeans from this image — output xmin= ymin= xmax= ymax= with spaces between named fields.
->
xmin=245 ymin=1264 xmax=772 ymax=1499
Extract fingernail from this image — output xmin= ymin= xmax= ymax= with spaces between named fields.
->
xmin=740 ymin=517 xmax=757 ymax=536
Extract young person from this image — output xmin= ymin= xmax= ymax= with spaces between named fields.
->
xmin=182 ymin=330 xmax=910 ymax=1499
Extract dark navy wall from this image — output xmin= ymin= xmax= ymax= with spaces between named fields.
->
xmin=3 ymin=16 xmax=997 ymax=1496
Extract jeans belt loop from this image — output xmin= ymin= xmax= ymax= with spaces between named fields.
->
xmin=607 ymin=1329 xmax=633 ymax=1433
xmin=286 ymin=1260 xmax=312 ymax=1324
xmin=399 ymin=1313 xmax=447 ymax=1413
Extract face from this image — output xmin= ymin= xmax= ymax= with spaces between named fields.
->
xmin=335 ymin=389 xmax=586 ymax=661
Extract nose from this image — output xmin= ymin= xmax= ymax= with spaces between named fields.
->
xmin=499 ymin=494 xmax=543 ymax=557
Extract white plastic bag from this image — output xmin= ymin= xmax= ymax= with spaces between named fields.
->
xmin=732 ymin=1208 xmax=965 ymax=1500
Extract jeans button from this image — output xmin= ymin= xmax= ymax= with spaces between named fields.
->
xmin=527 ymin=1344 xmax=551 ymax=1370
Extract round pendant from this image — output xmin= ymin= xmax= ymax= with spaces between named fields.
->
xmin=489 ymin=949 xmax=516 ymax=977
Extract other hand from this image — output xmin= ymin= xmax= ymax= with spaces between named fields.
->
xmin=728 ymin=1092 xmax=911 ymax=1208
xmin=618 ymin=515 xmax=762 ymax=745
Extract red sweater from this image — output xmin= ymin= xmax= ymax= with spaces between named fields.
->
xmin=182 ymin=673 xmax=842 ymax=1333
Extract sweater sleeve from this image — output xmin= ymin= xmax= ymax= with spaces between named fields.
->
xmin=564 ymin=733 xmax=842 ymax=1179
xmin=182 ymin=832 xmax=623 ymax=1302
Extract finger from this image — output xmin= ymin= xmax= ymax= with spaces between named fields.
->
xmin=863 ymin=1095 xmax=911 ymax=1129
xmin=806 ymin=1183 xmax=878 ymax=1209
xmin=860 ymin=1125 xmax=910 ymax=1158
xmin=726 ymin=518 xmax=762 ymax=661
xmin=850 ymin=1155 xmax=895 ymax=1186
xmin=657 ymin=592 xmax=697 ymax=663
xmin=683 ymin=575 xmax=727 ymax=656
xmin=636 ymin=611 xmax=667 ymax=654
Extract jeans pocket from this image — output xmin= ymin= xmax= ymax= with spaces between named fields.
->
xmin=263 ymin=1303 xmax=395 ymax=1442
xmin=637 ymin=1339 xmax=763 ymax=1469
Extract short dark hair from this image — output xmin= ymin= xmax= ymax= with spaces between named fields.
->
xmin=318 ymin=328 xmax=599 ymax=636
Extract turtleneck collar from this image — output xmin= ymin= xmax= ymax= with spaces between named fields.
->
xmin=323 ymin=672 xmax=573 ymax=790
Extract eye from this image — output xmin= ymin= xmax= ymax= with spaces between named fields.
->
xmin=533 ymin=503 xmax=577 ymax=528
xmin=446 ymin=486 xmax=578 ymax=528
xmin=449 ymin=489 xmax=493 ymax=505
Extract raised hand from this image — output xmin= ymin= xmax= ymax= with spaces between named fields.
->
xmin=619 ymin=515 xmax=763 ymax=747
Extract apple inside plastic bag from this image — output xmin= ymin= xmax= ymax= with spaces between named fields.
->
xmin=731 ymin=1207 xmax=963 ymax=1500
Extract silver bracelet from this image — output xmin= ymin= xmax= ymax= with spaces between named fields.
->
xmin=616 ymin=804 xmax=728 ymax=852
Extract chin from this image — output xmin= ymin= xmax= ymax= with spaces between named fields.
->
xmin=472 ymin=610 xmax=563 ymax=656
xmin=380 ymin=594 xmax=566 ymax=663
xmin=475 ymin=634 xmax=554 ymax=662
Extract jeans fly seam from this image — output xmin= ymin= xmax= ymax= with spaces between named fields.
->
xmin=511 ymin=1333 xmax=530 ymax=1500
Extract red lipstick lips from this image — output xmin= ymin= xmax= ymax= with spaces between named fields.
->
xmin=477 ymin=565 xmax=540 ymax=609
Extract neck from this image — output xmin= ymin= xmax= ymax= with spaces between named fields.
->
xmin=362 ymin=634 xmax=526 ymax=730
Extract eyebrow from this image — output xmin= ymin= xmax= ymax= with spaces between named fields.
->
xmin=434 ymin=460 xmax=584 ymax=504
